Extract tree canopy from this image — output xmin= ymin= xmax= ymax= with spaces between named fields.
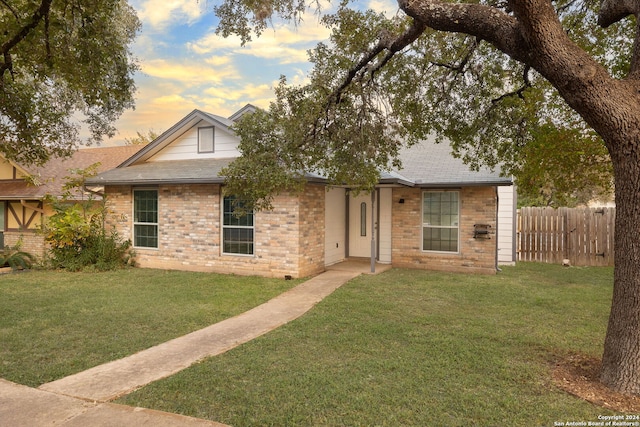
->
xmin=0 ymin=0 xmax=140 ymax=165
xmin=216 ymin=0 xmax=640 ymax=396
xmin=220 ymin=0 xmax=622 ymax=209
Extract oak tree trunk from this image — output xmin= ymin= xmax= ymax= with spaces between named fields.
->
xmin=504 ymin=1 xmax=640 ymax=395
xmin=600 ymin=136 xmax=640 ymax=394
xmin=551 ymin=73 xmax=640 ymax=396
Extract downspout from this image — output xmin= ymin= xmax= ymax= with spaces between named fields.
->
xmin=495 ymin=187 xmax=501 ymax=273
xmin=345 ymin=189 xmax=350 ymax=258
xmin=376 ymin=188 xmax=380 ymax=263
xmin=512 ymin=182 xmax=518 ymax=263
xmin=370 ymin=190 xmax=376 ymax=273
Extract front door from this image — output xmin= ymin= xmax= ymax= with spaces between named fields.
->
xmin=348 ymin=193 xmax=373 ymax=258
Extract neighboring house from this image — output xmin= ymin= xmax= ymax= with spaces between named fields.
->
xmin=0 ymin=145 xmax=143 ymax=256
xmin=86 ymin=105 xmax=515 ymax=278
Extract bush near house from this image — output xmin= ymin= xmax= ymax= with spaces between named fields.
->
xmin=40 ymin=165 xmax=135 ymax=271
xmin=42 ymin=199 xmax=134 ymax=271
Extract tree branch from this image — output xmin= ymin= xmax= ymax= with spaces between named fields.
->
xmin=431 ymin=37 xmax=479 ymax=74
xmin=555 ymin=0 xmax=583 ymax=14
xmin=397 ymin=0 xmax=527 ymax=62
xmin=598 ymin=0 xmax=640 ymax=28
xmin=304 ymin=20 xmax=430 ymax=148
xmin=598 ymin=0 xmax=640 ymax=79
xmin=373 ymin=20 xmax=429 ymax=73
xmin=0 ymin=0 xmax=21 ymax=20
xmin=331 ymin=20 xmax=428 ymax=105
xmin=0 ymin=0 xmax=53 ymax=80
xmin=491 ymin=65 xmax=532 ymax=104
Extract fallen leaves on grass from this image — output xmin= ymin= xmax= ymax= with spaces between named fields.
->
xmin=553 ymin=354 xmax=640 ymax=412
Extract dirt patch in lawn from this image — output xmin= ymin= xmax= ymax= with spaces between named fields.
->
xmin=553 ymin=353 xmax=640 ymax=412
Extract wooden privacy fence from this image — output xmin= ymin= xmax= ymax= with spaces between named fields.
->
xmin=517 ymin=207 xmax=615 ymax=266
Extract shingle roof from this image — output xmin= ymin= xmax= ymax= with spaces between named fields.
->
xmin=87 ymin=158 xmax=232 ymax=186
xmin=0 ymin=145 xmax=143 ymax=199
xmin=87 ymin=105 xmax=511 ymax=188
xmin=390 ymin=140 xmax=512 ymax=187
xmin=87 ymin=139 xmax=511 ymax=188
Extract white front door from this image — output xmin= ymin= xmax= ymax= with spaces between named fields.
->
xmin=349 ymin=193 xmax=374 ymax=258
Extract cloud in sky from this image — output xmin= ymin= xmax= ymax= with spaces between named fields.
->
xmin=140 ymin=57 xmax=239 ymax=85
xmin=109 ymin=0 xmax=404 ymax=145
xmin=187 ymin=22 xmax=330 ymax=64
xmin=135 ymin=0 xmax=206 ymax=29
xmin=108 ymin=1 xmax=331 ymax=145
xmin=367 ymin=0 xmax=401 ymax=16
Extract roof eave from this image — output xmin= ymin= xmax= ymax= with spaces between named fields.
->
xmin=87 ymin=177 xmax=227 ymax=186
xmin=378 ymin=178 xmax=415 ymax=187
xmin=415 ymin=181 xmax=513 ymax=188
xmin=87 ymin=177 xmax=512 ymax=188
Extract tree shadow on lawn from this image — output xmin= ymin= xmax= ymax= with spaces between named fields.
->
xmin=554 ymin=353 xmax=640 ymax=412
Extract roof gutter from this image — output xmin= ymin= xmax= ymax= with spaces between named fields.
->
xmin=414 ymin=181 xmax=513 ymax=188
xmin=85 ymin=177 xmax=228 ymax=186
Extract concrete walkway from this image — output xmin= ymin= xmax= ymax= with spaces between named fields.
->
xmin=0 ymin=262 xmax=388 ymax=426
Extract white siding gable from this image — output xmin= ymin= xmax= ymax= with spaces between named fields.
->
xmin=149 ymin=120 xmax=240 ymax=162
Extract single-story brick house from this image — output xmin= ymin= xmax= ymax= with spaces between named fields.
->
xmin=0 ymin=145 xmax=143 ymax=257
xmin=86 ymin=105 xmax=515 ymax=278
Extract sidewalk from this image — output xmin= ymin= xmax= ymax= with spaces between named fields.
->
xmin=0 ymin=263 xmax=385 ymax=426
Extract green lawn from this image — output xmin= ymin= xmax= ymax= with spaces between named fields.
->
xmin=118 ymin=264 xmax=617 ymax=426
xmin=0 ymin=269 xmax=300 ymax=386
xmin=1 ymin=264 xmax=618 ymax=426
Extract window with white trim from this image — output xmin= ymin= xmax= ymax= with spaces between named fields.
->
xmin=422 ymin=191 xmax=459 ymax=252
xmin=198 ymin=126 xmax=215 ymax=153
xmin=223 ymin=196 xmax=254 ymax=255
xmin=133 ymin=189 xmax=158 ymax=248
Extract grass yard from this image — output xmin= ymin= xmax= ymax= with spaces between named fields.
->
xmin=0 ymin=269 xmax=300 ymax=387
xmin=117 ymin=263 xmax=617 ymax=426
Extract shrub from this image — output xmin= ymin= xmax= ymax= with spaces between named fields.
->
xmin=40 ymin=164 xmax=135 ymax=272
xmin=0 ymin=242 xmax=36 ymax=271
xmin=43 ymin=199 xmax=135 ymax=272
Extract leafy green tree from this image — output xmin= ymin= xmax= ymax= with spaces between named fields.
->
xmin=515 ymin=125 xmax=613 ymax=207
xmin=217 ymin=0 xmax=640 ymax=395
xmin=0 ymin=0 xmax=140 ymax=165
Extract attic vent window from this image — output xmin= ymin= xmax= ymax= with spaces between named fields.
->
xmin=198 ymin=126 xmax=215 ymax=153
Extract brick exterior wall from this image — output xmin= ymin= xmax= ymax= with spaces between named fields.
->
xmin=391 ymin=186 xmax=498 ymax=274
xmin=102 ymin=183 xmax=498 ymax=277
xmin=297 ymin=185 xmax=325 ymax=277
xmin=104 ymin=185 xmax=133 ymax=243
xmin=3 ymin=231 xmax=46 ymax=259
xmin=103 ymin=183 xmax=326 ymax=279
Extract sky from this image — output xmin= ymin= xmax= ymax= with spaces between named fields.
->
xmin=107 ymin=0 xmax=398 ymax=145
